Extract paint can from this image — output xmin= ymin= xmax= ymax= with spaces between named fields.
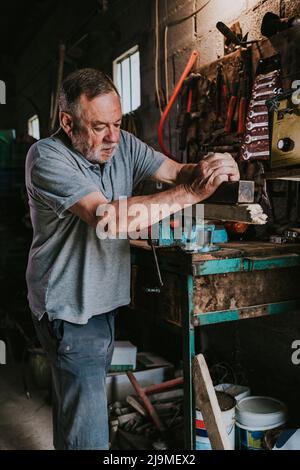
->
xmin=195 ymin=391 xmax=236 ymax=450
xmin=236 ymin=396 xmax=287 ymax=450
xmin=214 ymin=383 xmax=250 ymax=402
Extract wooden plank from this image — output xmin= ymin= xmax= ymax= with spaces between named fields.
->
xmin=222 ymin=242 xmax=300 ymax=257
xmin=202 ymin=203 xmax=268 ymax=224
xmin=193 ymin=354 xmax=231 ymax=450
xmin=126 ymin=395 xmax=147 ymax=417
xmin=265 ymin=168 xmax=300 ymax=181
xmin=205 ymin=181 xmax=255 ymax=204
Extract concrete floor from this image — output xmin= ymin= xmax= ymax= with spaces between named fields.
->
xmin=0 ymin=364 xmax=53 ymax=450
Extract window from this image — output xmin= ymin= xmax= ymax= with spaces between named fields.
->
xmin=28 ymin=114 xmax=40 ymax=140
xmin=113 ymin=45 xmax=141 ymax=115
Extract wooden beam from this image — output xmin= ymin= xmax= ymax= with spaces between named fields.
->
xmin=193 ymin=354 xmax=232 ymax=450
xmin=200 ymin=203 xmax=268 ymax=224
xmin=265 ymin=167 xmax=300 ymax=181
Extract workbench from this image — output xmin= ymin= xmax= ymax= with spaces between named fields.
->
xmin=130 ymin=240 xmax=300 ymax=449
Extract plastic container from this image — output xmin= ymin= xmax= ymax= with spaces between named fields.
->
xmin=195 ymin=391 xmax=236 ymax=450
xmin=109 ymin=341 xmax=137 ymax=371
xmin=236 ymin=396 xmax=287 ymax=450
xmin=214 ymin=383 xmax=250 ymax=402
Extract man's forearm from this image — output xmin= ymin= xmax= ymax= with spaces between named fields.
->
xmin=96 ymin=183 xmax=202 ymax=236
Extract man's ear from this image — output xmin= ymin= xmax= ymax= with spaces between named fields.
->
xmin=60 ymin=111 xmax=73 ymax=137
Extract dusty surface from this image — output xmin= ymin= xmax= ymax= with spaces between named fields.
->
xmin=0 ymin=364 xmax=53 ymax=450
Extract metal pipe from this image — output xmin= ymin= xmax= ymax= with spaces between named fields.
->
xmin=126 ymin=371 xmax=165 ymax=432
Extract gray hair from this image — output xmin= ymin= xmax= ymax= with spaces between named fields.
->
xmin=59 ymin=68 xmax=120 ymax=118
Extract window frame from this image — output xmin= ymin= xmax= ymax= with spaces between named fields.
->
xmin=113 ymin=45 xmax=141 ymax=115
xmin=28 ymin=114 xmax=40 ymax=140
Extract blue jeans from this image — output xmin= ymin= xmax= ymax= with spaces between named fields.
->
xmin=31 ymin=310 xmax=117 ymax=450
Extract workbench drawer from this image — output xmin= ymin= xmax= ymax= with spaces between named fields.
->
xmin=131 ymin=264 xmax=300 ymax=327
xmin=193 ymin=266 xmax=300 ymax=316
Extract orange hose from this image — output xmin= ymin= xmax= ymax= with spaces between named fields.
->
xmin=158 ymin=50 xmax=198 ymax=157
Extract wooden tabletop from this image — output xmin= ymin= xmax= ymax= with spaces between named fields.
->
xmin=130 ymin=240 xmax=300 ymax=262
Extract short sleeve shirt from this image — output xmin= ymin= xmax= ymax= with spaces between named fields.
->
xmin=25 ymin=129 xmax=166 ymax=324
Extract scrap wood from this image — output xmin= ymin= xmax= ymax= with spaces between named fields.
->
xmin=202 ymin=203 xmax=268 ymax=224
xmin=126 ymin=395 xmax=147 ymax=416
xmin=117 ymin=411 xmax=140 ymax=425
xmin=193 ymin=353 xmax=232 ymax=450
xmin=148 ymin=389 xmax=183 ymax=403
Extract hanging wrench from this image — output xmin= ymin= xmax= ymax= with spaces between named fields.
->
xmin=245 ymin=134 xmax=269 ymax=144
xmin=243 ymin=150 xmax=269 ymax=160
xmin=256 ymin=71 xmax=279 ymax=82
xmin=253 ymin=80 xmax=276 ymax=90
xmin=249 ymin=110 xmax=268 ymax=118
xmin=246 ymin=121 xmax=268 ymax=130
xmin=250 ymin=99 xmax=267 ymax=107
xmin=253 ymin=88 xmax=282 ymax=99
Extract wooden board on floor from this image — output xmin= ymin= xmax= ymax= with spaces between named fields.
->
xmin=193 ymin=354 xmax=231 ymax=450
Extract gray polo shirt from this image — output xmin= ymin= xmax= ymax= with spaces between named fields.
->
xmin=25 ymin=129 xmax=166 ymax=324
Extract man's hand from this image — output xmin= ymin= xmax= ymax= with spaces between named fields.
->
xmin=188 ymin=152 xmax=240 ymax=200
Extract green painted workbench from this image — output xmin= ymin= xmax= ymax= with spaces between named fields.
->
xmin=130 ymin=240 xmax=300 ymax=449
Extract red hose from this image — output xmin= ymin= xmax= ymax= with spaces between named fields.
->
xmin=186 ymin=87 xmax=193 ymax=114
xmin=158 ymin=50 xmax=198 ymax=157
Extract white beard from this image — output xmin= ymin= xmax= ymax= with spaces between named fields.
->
xmin=70 ymin=132 xmax=116 ymax=164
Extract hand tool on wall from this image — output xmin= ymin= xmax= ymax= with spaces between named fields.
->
xmin=215 ymin=66 xmax=230 ymax=119
xmin=241 ymin=57 xmax=282 ymax=162
xmin=179 ymin=87 xmax=193 ymax=151
xmin=237 ymin=72 xmax=247 ymax=135
xmin=261 ymin=12 xmax=300 ymax=38
xmin=158 ymin=50 xmax=198 ymax=157
xmin=216 ymin=21 xmax=259 ymax=47
xmin=215 ymin=65 xmax=223 ymax=119
xmin=224 ymin=81 xmax=239 ymax=133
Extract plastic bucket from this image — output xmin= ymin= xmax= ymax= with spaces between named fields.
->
xmin=214 ymin=383 xmax=250 ymax=402
xmin=236 ymin=396 xmax=287 ymax=450
xmin=195 ymin=391 xmax=236 ymax=450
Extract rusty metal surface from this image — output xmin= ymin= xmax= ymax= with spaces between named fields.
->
xmin=193 ymin=267 xmax=300 ymax=315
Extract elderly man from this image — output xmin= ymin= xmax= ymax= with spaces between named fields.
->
xmin=25 ymin=68 xmax=239 ymax=450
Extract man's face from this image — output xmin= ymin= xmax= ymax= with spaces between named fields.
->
xmin=69 ymin=91 xmax=122 ymax=164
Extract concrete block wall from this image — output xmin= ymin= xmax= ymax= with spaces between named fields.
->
xmin=12 ymin=0 xmax=300 ymax=144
